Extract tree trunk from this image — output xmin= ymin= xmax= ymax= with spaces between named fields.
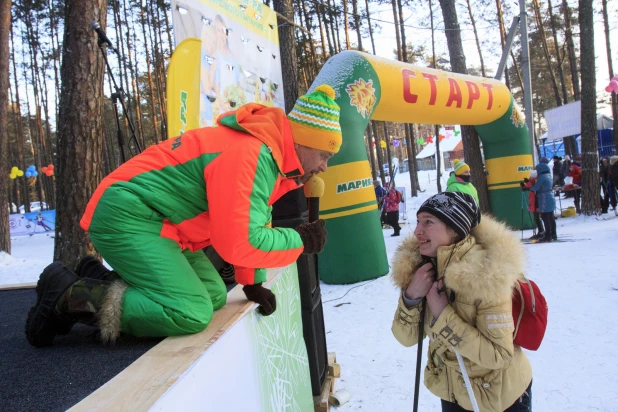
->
xmin=326 ymin=0 xmax=339 ymax=54
xmin=124 ymin=0 xmax=145 ymax=148
xmin=578 ymin=0 xmax=599 ymax=215
xmin=274 ymin=0 xmax=299 ymax=113
xmin=300 ymin=0 xmax=319 ymax=75
xmin=435 ymin=125 xmax=442 ymax=192
xmin=54 ymin=0 xmax=107 ymax=267
xmin=495 ymin=0 xmax=511 ymax=89
xmin=352 ymin=0 xmax=363 ymax=51
xmin=397 ymin=0 xmax=406 ymax=62
xmin=366 ymin=127 xmax=377 ymax=181
xmin=342 ymin=0 xmax=350 ymax=49
xmin=319 ymin=2 xmax=334 ymax=57
xmin=391 ymin=0 xmax=402 ymax=60
xmin=372 ymin=121 xmax=386 ymax=186
xmin=532 ymin=0 xmax=562 ymax=106
xmin=364 ymin=0 xmax=376 ymax=54
xmin=562 ymin=0 xmax=580 ymax=101
xmin=316 ymin=5 xmax=328 ymax=60
xmin=383 ymin=122 xmax=394 ymax=179
xmin=0 ymin=0 xmax=11 ymax=253
xmin=466 ymin=0 xmax=485 ymax=77
xmin=112 ymin=0 xmax=132 ymax=141
xmin=140 ymin=8 xmax=160 ymax=145
xmin=10 ymin=24 xmax=28 ymax=215
xmin=602 ymin=0 xmax=618 ymax=154
xmin=162 ymin=0 xmax=174 ymax=52
xmin=330 ymin=0 xmax=342 ymax=53
xmin=405 ymin=124 xmax=418 ymax=196
xmin=547 ymin=0 xmax=568 ymax=104
xmin=48 ymin=0 xmax=61 ymax=124
xmin=438 ymin=0 xmax=490 ymax=212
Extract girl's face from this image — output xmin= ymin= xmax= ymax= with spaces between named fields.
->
xmin=414 ymin=212 xmax=459 ymax=257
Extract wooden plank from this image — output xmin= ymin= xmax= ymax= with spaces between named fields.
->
xmin=327 ymin=352 xmax=340 ymax=378
xmin=70 ymin=268 xmax=284 ymax=412
xmin=313 ymin=376 xmax=332 ymax=412
xmin=0 ymin=282 xmax=37 ymax=291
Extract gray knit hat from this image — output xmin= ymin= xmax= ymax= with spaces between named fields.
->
xmin=417 ymin=192 xmax=481 ymax=239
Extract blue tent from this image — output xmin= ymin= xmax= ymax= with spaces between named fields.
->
xmin=540 ymin=129 xmax=614 ymax=159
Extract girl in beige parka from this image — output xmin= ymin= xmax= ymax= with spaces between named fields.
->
xmin=391 ymin=192 xmax=532 ymax=412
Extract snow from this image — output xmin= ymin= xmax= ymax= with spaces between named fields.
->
xmin=2 ymin=170 xmax=617 ymax=411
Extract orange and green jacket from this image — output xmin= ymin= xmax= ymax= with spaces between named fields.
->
xmin=80 ymin=104 xmax=305 ymax=285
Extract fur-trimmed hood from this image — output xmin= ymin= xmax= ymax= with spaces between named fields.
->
xmin=391 ymin=215 xmax=525 ymax=304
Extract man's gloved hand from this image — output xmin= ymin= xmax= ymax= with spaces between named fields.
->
xmin=294 ymin=219 xmax=328 ymax=255
xmin=243 ymin=283 xmax=277 ymax=316
xmin=523 ymin=178 xmax=529 ymax=183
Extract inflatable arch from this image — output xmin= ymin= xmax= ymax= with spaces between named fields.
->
xmin=167 ymin=46 xmax=534 ymax=285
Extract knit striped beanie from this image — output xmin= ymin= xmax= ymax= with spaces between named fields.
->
xmin=288 ymin=84 xmax=342 ymax=153
xmin=417 ymin=192 xmax=481 ymax=239
xmin=453 ymin=159 xmax=470 ymax=175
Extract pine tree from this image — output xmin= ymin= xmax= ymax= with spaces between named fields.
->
xmin=54 ymin=0 xmax=108 ymax=267
xmin=0 ymin=0 xmax=12 ymax=254
xmin=438 ymin=0 xmax=489 ymax=212
xmin=578 ymin=0 xmax=599 ymax=215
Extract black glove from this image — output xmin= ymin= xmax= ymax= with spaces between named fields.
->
xmin=520 ymin=181 xmax=526 ymax=189
xmin=294 ymin=219 xmax=328 ymax=254
xmin=243 ymin=283 xmax=277 ymax=316
xmin=523 ymin=178 xmax=529 ymax=183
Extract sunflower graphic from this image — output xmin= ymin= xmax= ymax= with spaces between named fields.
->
xmin=511 ymin=105 xmax=525 ymax=128
xmin=346 ymin=78 xmax=377 ymax=118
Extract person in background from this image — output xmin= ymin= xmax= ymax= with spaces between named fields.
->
xmin=446 ymin=159 xmax=479 ymax=204
xmin=374 ymin=180 xmax=387 ymax=205
xmin=391 ymin=192 xmax=532 ymax=411
xmin=601 ymin=156 xmax=618 ymax=215
xmin=568 ymin=156 xmax=582 ymax=213
xmin=530 ymin=163 xmax=557 ymax=242
xmin=374 ymin=180 xmax=388 ymax=226
xmin=608 ymin=156 xmax=618 ymax=216
xmin=552 ymin=155 xmax=565 ymax=189
xmin=520 ymin=170 xmax=545 ymax=239
xmin=561 ymin=155 xmax=573 ymax=199
xmin=383 ymin=184 xmax=402 ymax=237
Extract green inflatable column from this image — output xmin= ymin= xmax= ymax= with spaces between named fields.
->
xmin=309 ymin=52 xmax=388 ymax=284
xmin=475 ymin=98 xmax=535 ymax=229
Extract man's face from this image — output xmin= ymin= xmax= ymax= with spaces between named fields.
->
xmin=294 ymin=144 xmax=334 ymax=184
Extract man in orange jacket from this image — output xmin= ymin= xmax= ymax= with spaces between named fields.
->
xmin=26 ymin=85 xmax=341 ymax=347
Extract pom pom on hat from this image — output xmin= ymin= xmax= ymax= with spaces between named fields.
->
xmin=453 ymin=159 xmax=470 ymax=175
xmin=288 ymin=84 xmax=342 ymax=153
xmin=314 ymin=84 xmax=336 ymax=100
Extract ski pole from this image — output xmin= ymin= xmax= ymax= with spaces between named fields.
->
xmin=413 ymin=300 xmax=426 ymax=412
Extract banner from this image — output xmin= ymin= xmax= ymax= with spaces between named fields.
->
xmin=545 ymin=101 xmax=581 ymax=141
xmin=9 ymin=210 xmax=56 ymax=236
xmin=170 ymin=0 xmax=284 ymax=129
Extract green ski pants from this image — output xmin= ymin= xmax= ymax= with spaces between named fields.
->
xmin=88 ymin=189 xmax=227 ymax=337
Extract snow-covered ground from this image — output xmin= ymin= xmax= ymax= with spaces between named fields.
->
xmin=1 ymin=170 xmax=617 ymax=411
